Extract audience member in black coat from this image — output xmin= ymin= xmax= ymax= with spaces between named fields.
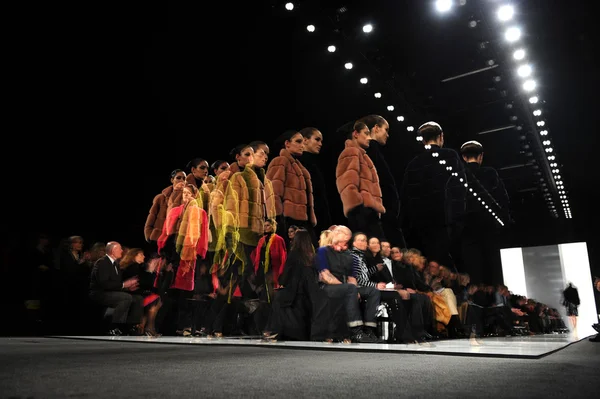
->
xmin=399 ymin=122 xmax=466 ymax=272
xmin=89 ymin=241 xmax=143 ymax=336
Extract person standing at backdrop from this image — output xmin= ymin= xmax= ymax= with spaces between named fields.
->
xmin=399 ymin=122 xmax=466 ymax=272
xmin=459 ymin=140 xmax=510 ymax=285
xmin=267 ymin=130 xmax=317 ymax=247
xmin=299 ymin=127 xmax=331 ymax=239
xmin=336 ymin=121 xmax=386 ymax=240
xmin=359 ymin=115 xmax=406 ymax=248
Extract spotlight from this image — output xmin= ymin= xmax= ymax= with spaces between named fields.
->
xmin=344 ymin=62 xmax=353 ymax=69
xmin=397 ymin=116 xmax=404 ymax=122
xmin=374 ymin=92 xmax=382 ymax=98
xmin=469 ymin=20 xmax=478 ymax=28
xmin=362 ymin=24 xmax=373 ymax=33
xmin=285 ymin=2 xmax=294 ymax=11
xmin=517 ymin=64 xmax=532 ymax=77
xmin=327 ymin=45 xmax=336 ymax=52
xmin=360 ymin=77 xmax=368 ymax=84
xmin=497 ymin=5 xmax=514 ymax=21
xmin=537 ymin=121 xmax=545 ymax=127
xmin=306 ymin=25 xmax=315 ymax=32
xmin=523 ymin=79 xmax=536 ymax=91
xmin=529 ymin=96 xmax=539 ymax=104
xmin=505 ymin=27 xmax=521 ymax=42
xmin=407 ymin=126 xmax=415 ymax=132
xmin=513 ymin=49 xmax=526 ymax=60
xmin=533 ymin=110 xmax=542 ymax=116
xmin=487 ymin=59 xmax=495 ymax=66
xmin=387 ymin=105 xmax=395 ymax=111
xmin=435 ymin=0 xmax=452 ymax=12
xmin=540 ymin=130 xmax=548 ymax=135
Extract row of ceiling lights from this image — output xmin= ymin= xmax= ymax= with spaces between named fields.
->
xmin=486 ymin=3 xmax=571 ymax=219
xmin=282 ymin=1 xmax=506 ymax=226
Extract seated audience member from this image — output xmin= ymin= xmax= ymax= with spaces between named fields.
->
xmin=89 ymin=241 xmax=143 ymax=336
xmin=262 ymin=230 xmax=319 ymax=341
xmin=315 ymin=225 xmax=379 ymax=343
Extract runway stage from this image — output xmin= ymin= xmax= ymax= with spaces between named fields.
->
xmin=51 ymin=332 xmax=591 ymax=359
xmin=2 ymin=335 xmax=599 ymax=398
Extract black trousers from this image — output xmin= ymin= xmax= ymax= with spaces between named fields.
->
xmin=89 ymin=291 xmax=143 ymax=325
xmin=413 ymin=225 xmax=458 ymax=272
xmin=379 ymin=290 xmax=412 ymax=342
xmin=347 ymin=208 xmax=386 ymax=241
xmin=380 ymin=212 xmax=407 ymax=249
xmin=460 ymin=226 xmax=501 ymax=285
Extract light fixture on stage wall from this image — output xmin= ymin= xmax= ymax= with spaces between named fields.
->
xmin=529 ymin=96 xmax=538 ymax=103
xmin=360 ymin=77 xmax=368 ymax=84
xmin=374 ymin=92 xmax=382 ymax=98
xmin=362 ymin=24 xmax=373 ymax=33
xmin=517 ymin=64 xmax=532 ymax=77
xmin=327 ymin=45 xmax=336 ymax=53
xmin=397 ymin=116 xmax=404 ymax=122
xmin=285 ymin=2 xmax=294 ymax=11
xmin=498 ymin=5 xmax=514 ymax=22
xmin=523 ymin=79 xmax=536 ymax=91
xmin=533 ymin=109 xmax=542 ymax=116
xmin=540 ymin=130 xmax=548 ymax=135
xmin=306 ymin=25 xmax=315 ymax=32
xmin=513 ymin=49 xmax=525 ymax=60
xmin=345 ymin=62 xmax=353 ymax=69
xmin=435 ymin=0 xmax=452 ymax=13
xmin=387 ymin=105 xmax=394 ymax=111
xmin=505 ymin=27 xmax=521 ymax=42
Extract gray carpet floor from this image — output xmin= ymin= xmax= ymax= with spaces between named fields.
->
xmin=1 ymin=337 xmax=598 ymax=398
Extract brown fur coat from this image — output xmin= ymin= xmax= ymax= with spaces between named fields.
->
xmin=266 ymin=149 xmax=316 ymax=225
xmin=336 ymin=140 xmax=385 ymax=217
xmin=144 ymin=185 xmax=176 ymax=242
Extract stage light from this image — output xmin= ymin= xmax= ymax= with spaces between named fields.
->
xmin=397 ymin=116 xmax=404 ymax=122
xmin=387 ymin=105 xmax=395 ymax=111
xmin=514 ymin=49 xmax=525 ymax=60
xmin=517 ymin=64 xmax=532 ymax=77
xmin=505 ymin=27 xmax=521 ymax=42
xmin=345 ymin=62 xmax=353 ymax=69
xmin=533 ymin=109 xmax=542 ymax=116
xmin=327 ymin=45 xmax=336 ymax=52
xmin=374 ymin=92 xmax=382 ymax=98
xmin=487 ymin=59 xmax=495 ymax=66
xmin=436 ymin=0 xmax=452 ymax=12
xmin=545 ymin=147 xmax=553 ymax=153
xmin=498 ymin=5 xmax=514 ymax=21
xmin=306 ymin=25 xmax=315 ymax=32
xmin=360 ymin=77 xmax=368 ymax=84
xmin=543 ymin=140 xmax=551 ymax=146
xmin=523 ymin=79 xmax=536 ymax=91
xmin=363 ymin=24 xmax=373 ymax=33
xmin=529 ymin=96 xmax=538 ymax=104
xmin=548 ymin=155 xmax=555 ymax=161
xmin=469 ymin=20 xmax=478 ymax=28
xmin=285 ymin=2 xmax=294 ymax=11
xmin=540 ymin=130 xmax=548 ymax=135
xmin=407 ymin=126 xmax=415 ymax=132
xmin=537 ymin=121 xmax=545 ymax=126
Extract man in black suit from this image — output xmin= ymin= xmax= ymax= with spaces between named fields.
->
xmin=399 ymin=122 xmax=467 ymax=272
xmin=89 ymin=241 xmax=143 ymax=335
xmin=459 ymin=140 xmax=510 ymax=285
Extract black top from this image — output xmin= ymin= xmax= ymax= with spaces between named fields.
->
xmin=89 ymin=255 xmax=122 ymax=292
xmin=400 ymin=145 xmax=466 ymax=229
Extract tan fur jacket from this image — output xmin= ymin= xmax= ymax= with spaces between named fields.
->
xmin=144 ymin=185 xmax=176 ymax=242
xmin=225 ymin=165 xmax=277 ymax=246
xmin=266 ymin=149 xmax=316 ymax=226
xmin=336 ymin=140 xmax=385 ymax=217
